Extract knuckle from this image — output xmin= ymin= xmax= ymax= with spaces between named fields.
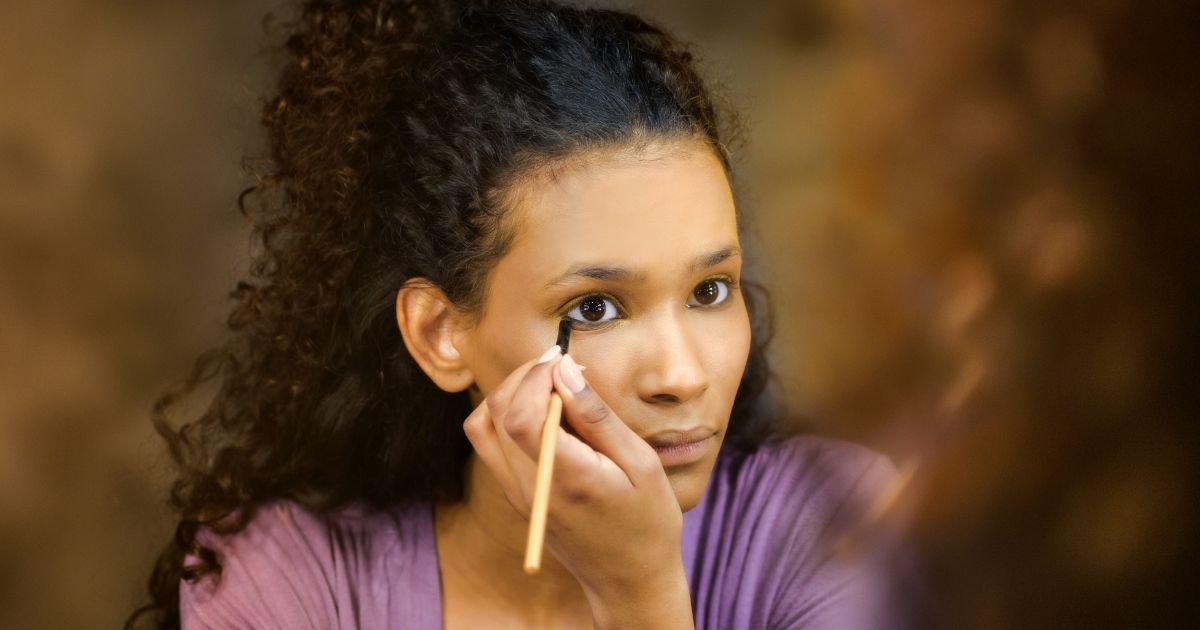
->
xmin=633 ymin=456 xmax=661 ymax=479
xmin=628 ymin=446 xmax=661 ymax=477
xmin=557 ymin=476 xmax=594 ymax=505
xmin=503 ymin=389 xmax=547 ymax=440
xmin=504 ymin=490 xmax=531 ymax=519
xmin=521 ymin=362 xmax=553 ymax=388
xmin=582 ymin=399 xmax=610 ymax=424
xmin=484 ymin=397 xmax=505 ymax=420
xmin=502 ymin=411 xmax=533 ymax=440
xmin=560 ymin=485 xmax=591 ymax=506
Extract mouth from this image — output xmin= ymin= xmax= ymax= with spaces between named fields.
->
xmin=643 ymin=427 xmax=719 ymax=468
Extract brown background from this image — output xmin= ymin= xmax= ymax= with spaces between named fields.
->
xmin=1 ymin=1 xmax=1194 ymax=628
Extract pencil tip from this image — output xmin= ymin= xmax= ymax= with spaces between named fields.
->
xmin=556 ymin=318 xmax=572 ymax=354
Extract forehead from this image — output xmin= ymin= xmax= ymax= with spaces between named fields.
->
xmin=501 ymin=143 xmax=739 ymax=279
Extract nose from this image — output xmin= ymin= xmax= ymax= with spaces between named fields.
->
xmin=635 ymin=310 xmax=709 ymax=405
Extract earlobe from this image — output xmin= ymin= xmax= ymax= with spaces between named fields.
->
xmin=394 ymin=280 xmax=475 ymax=393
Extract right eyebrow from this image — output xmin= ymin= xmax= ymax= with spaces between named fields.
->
xmin=543 ymin=264 xmax=647 ymax=289
xmin=542 ymin=245 xmax=742 ymax=290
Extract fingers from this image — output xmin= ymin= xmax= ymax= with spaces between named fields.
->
xmin=469 ymin=387 xmax=618 ymax=516
xmin=552 ymin=353 xmax=659 ymax=481
xmin=468 ymin=344 xmax=662 ymax=517
xmin=484 ymin=345 xmax=561 ymax=423
xmin=466 ymin=344 xmax=561 ymax=514
xmin=462 ymin=398 xmax=527 ymax=509
xmin=497 ymin=356 xmax=563 ymax=461
xmin=548 ymin=426 xmax=630 ymax=503
xmin=487 ymin=350 xmax=561 ymax=493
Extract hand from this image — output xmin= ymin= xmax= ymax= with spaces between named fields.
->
xmin=462 ymin=346 xmax=693 ymax=629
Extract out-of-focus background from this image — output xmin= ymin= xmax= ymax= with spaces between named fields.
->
xmin=1 ymin=0 xmax=1195 ymax=628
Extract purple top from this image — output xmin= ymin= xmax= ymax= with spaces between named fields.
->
xmin=180 ymin=435 xmax=899 ymax=629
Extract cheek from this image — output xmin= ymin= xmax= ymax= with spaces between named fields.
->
xmin=562 ymin=332 xmax=632 ymax=392
xmin=709 ymin=308 xmax=752 ymax=399
xmin=467 ymin=314 xmax=547 ymax=398
xmin=578 ymin=308 xmax=752 ymax=401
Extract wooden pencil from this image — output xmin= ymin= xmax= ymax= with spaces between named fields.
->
xmin=524 ymin=318 xmax=572 ymax=574
xmin=524 ymin=391 xmax=563 ymax=574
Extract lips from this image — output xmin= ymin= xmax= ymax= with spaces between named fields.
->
xmin=643 ymin=427 xmax=718 ymax=448
xmin=643 ymin=427 xmax=718 ymax=467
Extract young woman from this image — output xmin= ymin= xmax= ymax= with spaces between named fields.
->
xmin=128 ymin=1 xmax=900 ymax=628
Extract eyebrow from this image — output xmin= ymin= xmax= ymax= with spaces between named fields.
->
xmin=543 ymin=245 xmax=743 ymax=289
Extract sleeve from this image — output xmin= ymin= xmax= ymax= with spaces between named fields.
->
xmin=765 ymin=444 xmax=911 ymax=630
xmin=179 ymin=501 xmax=342 ymax=630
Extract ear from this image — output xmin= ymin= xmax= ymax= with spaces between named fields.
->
xmin=395 ymin=279 xmax=475 ymax=393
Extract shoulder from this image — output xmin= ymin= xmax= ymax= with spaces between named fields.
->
xmin=188 ymin=498 xmax=415 ymax=575
xmin=711 ymin=433 xmax=896 ymax=522
xmin=694 ymin=432 xmax=897 ymax=554
xmin=685 ymin=434 xmax=904 ymax=628
xmin=179 ymin=498 xmax=436 ymax=630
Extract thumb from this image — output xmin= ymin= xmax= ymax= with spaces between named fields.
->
xmin=552 ymin=353 xmax=657 ymax=478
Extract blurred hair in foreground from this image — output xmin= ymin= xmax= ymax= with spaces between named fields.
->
xmin=830 ymin=0 xmax=1199 ymax=627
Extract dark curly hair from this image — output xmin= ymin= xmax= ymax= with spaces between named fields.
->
xmin=126 ymin=1 xmax=778 ymax=627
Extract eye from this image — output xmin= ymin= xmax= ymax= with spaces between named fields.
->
xmin=687 ymin=278 xmax=731 ymax=307
xmin=565 ymin=295 xmax=621 ymax=324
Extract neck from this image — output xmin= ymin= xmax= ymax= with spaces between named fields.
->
xmin=434 ymin=454 xmax=591 ymax=621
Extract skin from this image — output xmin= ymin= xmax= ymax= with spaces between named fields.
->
xmin=395 ymin=138 xmax=751 ymax=629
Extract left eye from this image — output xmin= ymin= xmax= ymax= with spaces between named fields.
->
xmin=687 ymin=279 xmax=730 ymax=307
xmin=565 ymin=295 xmax=621 ymax=324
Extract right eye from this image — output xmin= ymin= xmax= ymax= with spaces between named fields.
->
xmin=565 ymin=295 xmax=621 ymax=325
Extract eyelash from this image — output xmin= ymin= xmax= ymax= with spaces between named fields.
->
xmin=559 ymin=274 xmax=740 ymax=329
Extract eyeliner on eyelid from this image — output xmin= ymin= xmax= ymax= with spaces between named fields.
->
xmin=556 ymin=276 xmax=738 ymax=324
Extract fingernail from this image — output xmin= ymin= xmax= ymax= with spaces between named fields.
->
xmin=537 ymin=345 xmax=561 ymax=364
xmin=560 ymin=353 xmax=587 ymax=393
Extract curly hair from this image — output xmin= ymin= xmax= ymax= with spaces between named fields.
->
xmin=126 ymin=1 xmax=778 ymax=627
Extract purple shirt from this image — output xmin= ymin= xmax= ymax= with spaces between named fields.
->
xmin=180 ymin=435 xmax=899 ymax=629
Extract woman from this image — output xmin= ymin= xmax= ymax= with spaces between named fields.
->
xmin=127 ymin=1 xmax=900 ymax=628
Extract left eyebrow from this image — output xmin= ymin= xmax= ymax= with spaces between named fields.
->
xmin=543 ymin=245 xmax=743 ymax=289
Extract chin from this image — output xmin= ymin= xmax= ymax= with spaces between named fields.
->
xmin=667 ymin=459 xmax=718 ymax=512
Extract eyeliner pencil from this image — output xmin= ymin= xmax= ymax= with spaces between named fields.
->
xmin=524 ymin=319 xmax=572 ymax=574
